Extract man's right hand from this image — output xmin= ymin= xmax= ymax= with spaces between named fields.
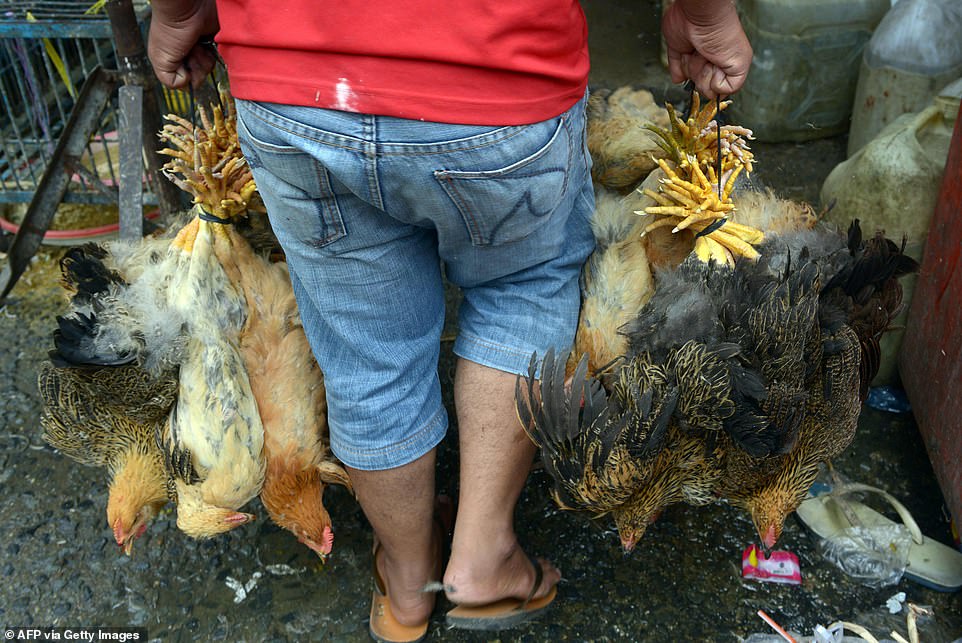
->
xmin=147 ymin=0 xmax=220 ymax=89
xmin=662 ymin=0 xmax=753 ymax=99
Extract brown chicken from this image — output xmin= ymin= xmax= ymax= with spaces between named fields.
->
xmin=572 ymin=186 xmax=655 ymax=376
xmin=216 ymin=227 xmax=353 ymax=560
xmin=586 ymin=87 xmax=670 ymax=192
xmin=574 ymin=90 xmax=739 ymax=378
xmin=155 ymin=94 xmax=267 ymax=538
xmin=573 ymin=90 xmax=695 ymax=376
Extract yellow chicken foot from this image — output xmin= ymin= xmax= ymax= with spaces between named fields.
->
xmin=172 ymin=217 xmax=200 ymax=253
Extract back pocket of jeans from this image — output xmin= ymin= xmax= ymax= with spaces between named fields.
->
xmin=434 ymin=116 xmax=570 ymax=247
xmin=235 ymin=103 xmax=347 ymax=249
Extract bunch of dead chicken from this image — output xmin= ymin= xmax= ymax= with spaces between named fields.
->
xmin=519 ymin=89 xmax=918 ymax=553
xmin=37 ymin=88 xmax=916 ymax=561
xmin=38 ymin=91 xmax=351 ymax=558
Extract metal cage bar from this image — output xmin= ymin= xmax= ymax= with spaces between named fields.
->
xmin=0 ymin=0 xmax=164 ymax=206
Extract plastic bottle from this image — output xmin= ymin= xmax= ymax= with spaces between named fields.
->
xmin=728 ymin=0 xmax=890 ymax=142
xmin=847 ymin=0 xmax=962 ymax=156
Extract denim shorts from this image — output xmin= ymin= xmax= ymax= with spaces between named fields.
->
xmin=234 ymin=96 xmax=596 ymax=470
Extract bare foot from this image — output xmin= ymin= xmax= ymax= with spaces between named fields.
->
xmin=442 ymin=538 xmax=561 ymax=607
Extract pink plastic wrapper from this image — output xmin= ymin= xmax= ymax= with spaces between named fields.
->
xmin=742 ymin=544 xmax=802 ymax=585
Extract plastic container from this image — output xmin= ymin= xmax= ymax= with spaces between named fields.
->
xmin=847 ymin=0 xmax=962 ymax=156
xmin=729 ymin=0 xmax=890 ymax=142
xmin=821 ymin=80 xmax=961 ymax=383
xmin=823 ymin=81 xmax=961 ymax=260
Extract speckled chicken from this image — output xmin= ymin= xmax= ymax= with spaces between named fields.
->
xmin=156 ymin=216 xmax=265 ymax=540
xmin=39 ymin=243 xmax=182 ymax=554
xmin=517 ymin=348 xmax=679 ymax=551
xmin=714 ymin=221 xmax=919 ymax=548
xmin=38 ymin=361 xmax=174 ymax=555
xmin=149 ymin=90 xmax=269 ymax=538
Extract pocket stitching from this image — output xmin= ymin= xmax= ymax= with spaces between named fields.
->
xmin=433 ymin=116 xmax=570 ymax=247
xmin=311 ymin=164 xmax=347 ymax=247
xmin=433 ymin=116 xmax=567 ymax=180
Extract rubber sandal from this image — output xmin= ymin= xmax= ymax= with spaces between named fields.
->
xmin=796 ymin=481 xmax=962 ymax=592
xmin=370 ymin=539 xmax=430 ymax=643
xmin=445 ymin=553 xmax=558 ymax=631
xmin=369 ymin=499 xmax=455 ymax=643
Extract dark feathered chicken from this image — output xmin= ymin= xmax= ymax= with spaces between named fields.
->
xmin=821 ymin=222 xmax=921 ymax=401
xmin=517 ymin=349 xmax=679 ymax=551
xmin=38 ymin=361 xmax=174 ymax=555
xmin=522 ymin=90 xmax=918 ymax=554
xmin=717 ymin=221 xmax=919 ymax=548
xmin=523 ymin=212 xmax=917 ymax=553
xmin=520 ymin=337 xmax=769 ymax=552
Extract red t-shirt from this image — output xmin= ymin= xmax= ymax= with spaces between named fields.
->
xmin=215 ymin=0 xmax=589 ymax=125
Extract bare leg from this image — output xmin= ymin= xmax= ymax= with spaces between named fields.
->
xmin=443 ymin=358 xmax=561 ymax=605
xmin=349 ymin=449 xmax=439 ymax=627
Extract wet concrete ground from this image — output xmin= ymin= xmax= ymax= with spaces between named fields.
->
xmin=2 ymin=1 xmax=961 ymax=641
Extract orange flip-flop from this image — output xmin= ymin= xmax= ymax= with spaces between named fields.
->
xmin=369 ymin=538 xmax=431 ymax=643
xmin=369 ymin=497 xmax=455 ymax=643
xmin=445 ymin=553 xmax=558 ymax=631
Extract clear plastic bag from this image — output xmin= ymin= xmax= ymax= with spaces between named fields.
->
xmin=863 ymin=0 xmax=962 ymax=74
xmin=848 ymin=0 xmax=962 ymax=154
xmin=817 ymin=524 xmax=913 ymax=588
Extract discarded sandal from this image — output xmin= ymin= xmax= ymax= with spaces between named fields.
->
xmin=445 ymin=553 xmax=558 ymax=631
xmin=797 ymin=480 xmax=962 ymax=592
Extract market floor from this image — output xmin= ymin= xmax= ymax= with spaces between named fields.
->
xmin=1 ymin=1 xmax=960 ymax=641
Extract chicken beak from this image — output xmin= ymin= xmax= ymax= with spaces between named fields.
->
xmin=305 ymin=544 xmax=330 ymax=564
xmin=113 ymin=519 xmax=135 ymax=556
xmin=112 ymin=519 xmax=126 ymax=548
xmin=761 ymin=524 xmax=778 ymax=551
xmin=620 ymin=533 xmax=639 ymax=554
xmin=302 ymin=526 xmax=334 ymax=562
xmin=225 ymin=512 xmax=255 ymax=526
xmin=115 ymin=517 xmax=149 ymax=556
